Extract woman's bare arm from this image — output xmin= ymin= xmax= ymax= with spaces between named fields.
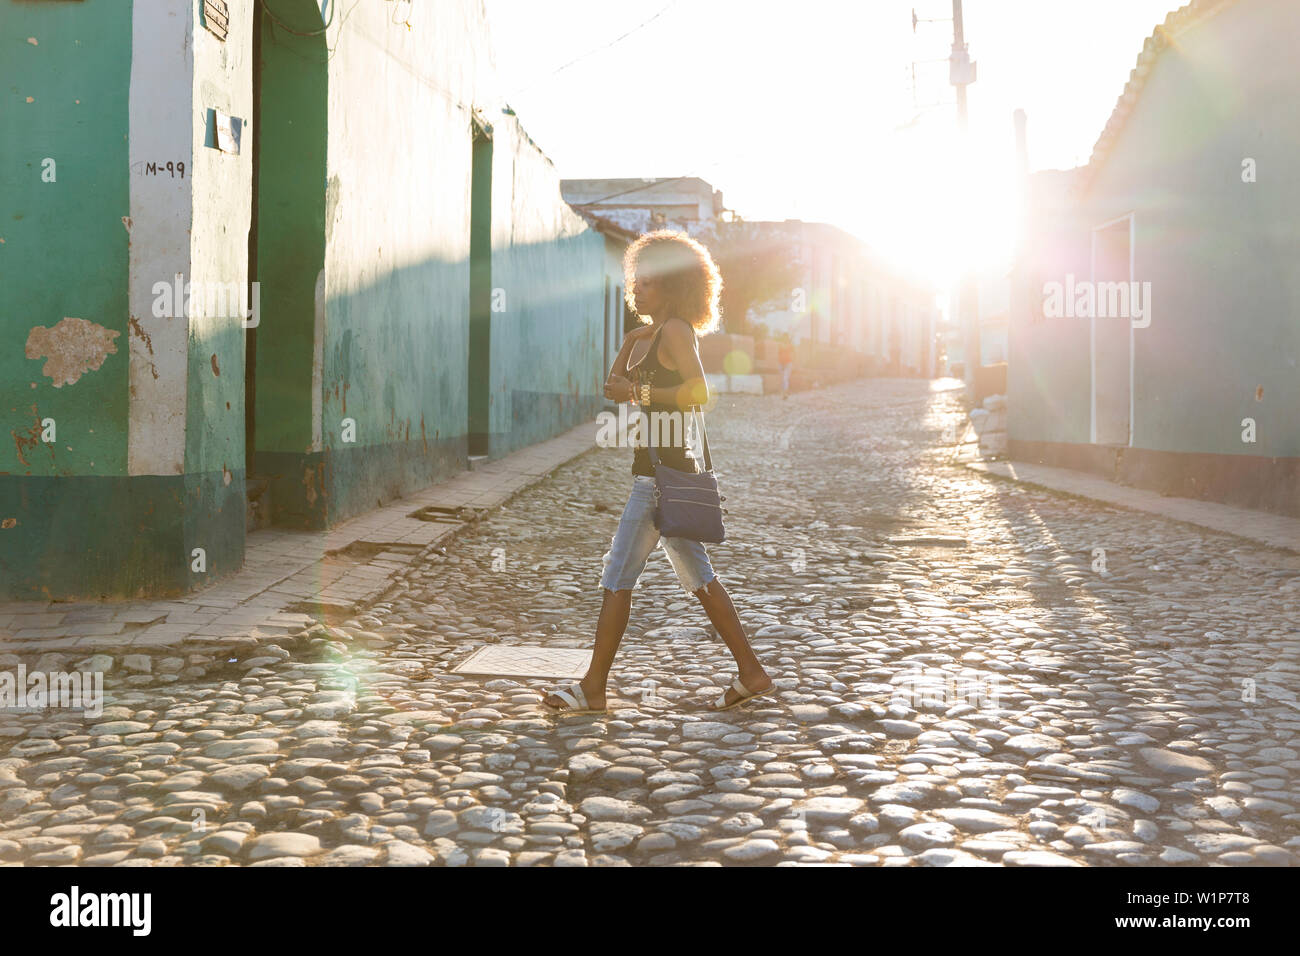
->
xmin=607 ymin=325 xmax=654 ymax=384
xmin=604 ymin=324 xmax=657 ymax=402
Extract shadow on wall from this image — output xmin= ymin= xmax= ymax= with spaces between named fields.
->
xmin=490 ymin=230 xmax=606 ymax=453
xmin=259 ymin=236 xmax=606 ymax=530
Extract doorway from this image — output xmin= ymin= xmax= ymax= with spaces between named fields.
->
xmin=246 ymin=0 xmax=327 ymax=528
xmin=467 ymin=120 xmax=493 ymax=458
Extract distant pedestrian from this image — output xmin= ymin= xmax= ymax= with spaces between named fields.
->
xmin=778 ymin=339 xmax=795 ymax=398
xmin=540 ymin=231 xmax=773 ymax=716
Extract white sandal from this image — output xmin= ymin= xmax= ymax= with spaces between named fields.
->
xmin=710 ymin=676 xmax=773 ymax=712
xmin=542 ymin=683 xmax=606 ymax=716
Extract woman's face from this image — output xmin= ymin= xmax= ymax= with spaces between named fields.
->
xmin=633 ymin=271 xmax=663 ymax=318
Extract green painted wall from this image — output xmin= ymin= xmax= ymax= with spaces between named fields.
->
xmin=2 ymin=0 xmax=256 ymax=599
xmin=1089 ymin=0 xmax=1299 ymax=457
xmin=2 ymin=0 xmax=614 ymax=597
xmin=1 ymin=0 xmax=134 ymax=598
xmin=1 ymin=0 xmax=131 ymax=478
xmin=249 ymin=2 xmax=328 ymax=527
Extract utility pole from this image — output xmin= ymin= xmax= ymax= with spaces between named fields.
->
xmin=949 ymin=0 xmax=980 ymax=393
xmin=1013 ymin=108 xmax=1029 ymax=182
xmin=1013 ymin=108 xmax=1029 ymax=256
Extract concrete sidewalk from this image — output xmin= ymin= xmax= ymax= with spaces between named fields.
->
xmin=966 ymin=459 xmax=1299 ymax=553
xmin=0 ymin=421 xmax=601 ymax=653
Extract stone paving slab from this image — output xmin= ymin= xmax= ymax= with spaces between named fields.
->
xmin=0 ymin=420 xmax=600 ymax=651
xmin=966 ymin=460 xmax=1299 ymax=553
xmin=451 ymin=645 xmax=592 ymax=679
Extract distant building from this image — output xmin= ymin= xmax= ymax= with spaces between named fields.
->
xmin=745 ymin=221 xmax=939 ymax=378
xmin=561 ymin=177 xmax=724 ymax=234
xmin=1008 ymin=0 xmax=1300 ymax=515
xmin=946 ymin=271 xmax=1010 ymax=377
xmin=563 ymin=179 xmax=939 ymax=378
xmin=978 ymin=273 xmax=1010 ymax=367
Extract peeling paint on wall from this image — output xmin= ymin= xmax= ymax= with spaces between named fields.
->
xmin=127 ymin=314 xmax=159 ymax=379
xmin=325 ymin=174 xmax=341 ymax=245
xmin=24 ymin=317 xmax=121 ymax=387
xmin=302 ymin=462 xmax=323 ymax=507
xmin=11 ymin=410 xmax=44 ymax=467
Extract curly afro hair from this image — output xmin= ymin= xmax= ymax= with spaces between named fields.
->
xmin=622 ymin=230 xmax=722 ymax=334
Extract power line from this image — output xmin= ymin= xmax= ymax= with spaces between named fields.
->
xmin=570 ymin=175 xmax=700 ymax=208
xmin=258 ymin=0 xmax=335 ymax=37
xmin=505 ymin=1 xmax=678 ymax=96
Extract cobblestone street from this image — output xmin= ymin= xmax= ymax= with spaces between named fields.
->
xmin=2 ymin=378 xmax=1298 ymax=867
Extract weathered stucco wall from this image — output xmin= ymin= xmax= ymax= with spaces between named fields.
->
xmin=3 ymin=0 xmax=259 ymax=597
xmin=1088 ymin=0 xmax=1298 ymax=459
xmin=184 ymin=0 xmax=254 ymax=578
xmin=311 ymin=0 xmax=605 ymax=522
xmin=3 ymin=0 xmax=610 ymax=597
xmin=1010 ymin=0 xmax=1300 ymax=462
xmin=312 ymin=0 xmax=484 ymax=523
xmin=1007 ymin=175 xmax=1093 ymax=446
xmin=1 ymin=1 xmax=145 ymax=597
xmin=488 ymin=111 xmax=606 ymax=455
xmin=1 ymin=0 xmax=132 ymax=485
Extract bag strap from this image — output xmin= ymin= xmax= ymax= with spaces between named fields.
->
xmin=630 ymin=322 xmax=667 ymax=376
xmin=691 ymin=405 xmax=714 ymax=472
xmin=646 ymin=404 xmax=712 ymax=473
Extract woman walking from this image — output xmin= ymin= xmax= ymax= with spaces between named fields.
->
xmin=542 ymin=232 xmax=773 ymax=715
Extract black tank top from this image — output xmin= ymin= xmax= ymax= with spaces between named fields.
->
xmin=630 ymin=321 xmax=701 ymax=477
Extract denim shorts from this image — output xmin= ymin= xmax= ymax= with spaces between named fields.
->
xmin=600 ymin=475 xmax=718 ymax=595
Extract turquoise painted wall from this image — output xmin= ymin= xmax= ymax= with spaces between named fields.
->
xmin=313 ymin=2 xmax=607 ymax=523
xmin=1 ymin=0 xmax=253 ymax=598
xmin=489 ymin=113 xmax=606 ymax=454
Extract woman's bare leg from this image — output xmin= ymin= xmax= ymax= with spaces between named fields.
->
xmin=694 ymin=577 xmax=772 ymax=707
xmin=542 ymin=587 xmax=632 ymax=709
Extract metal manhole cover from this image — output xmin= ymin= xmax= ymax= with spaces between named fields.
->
xmin=451 ymin=645 xmax=591 ymax=678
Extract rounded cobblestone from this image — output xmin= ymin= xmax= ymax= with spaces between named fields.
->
xmin=1 ymin=380 xmax=1296 ymax=866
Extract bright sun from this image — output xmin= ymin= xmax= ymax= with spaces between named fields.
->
xmin=853 ymin=119 xmax=1022 ymax=295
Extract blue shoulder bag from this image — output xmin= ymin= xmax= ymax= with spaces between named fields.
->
xmin=647 ymin=405 xmax=726 ymax=543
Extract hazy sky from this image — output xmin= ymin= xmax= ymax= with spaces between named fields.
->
xmin=484 ymin=0 xmax=1182 ymax=288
